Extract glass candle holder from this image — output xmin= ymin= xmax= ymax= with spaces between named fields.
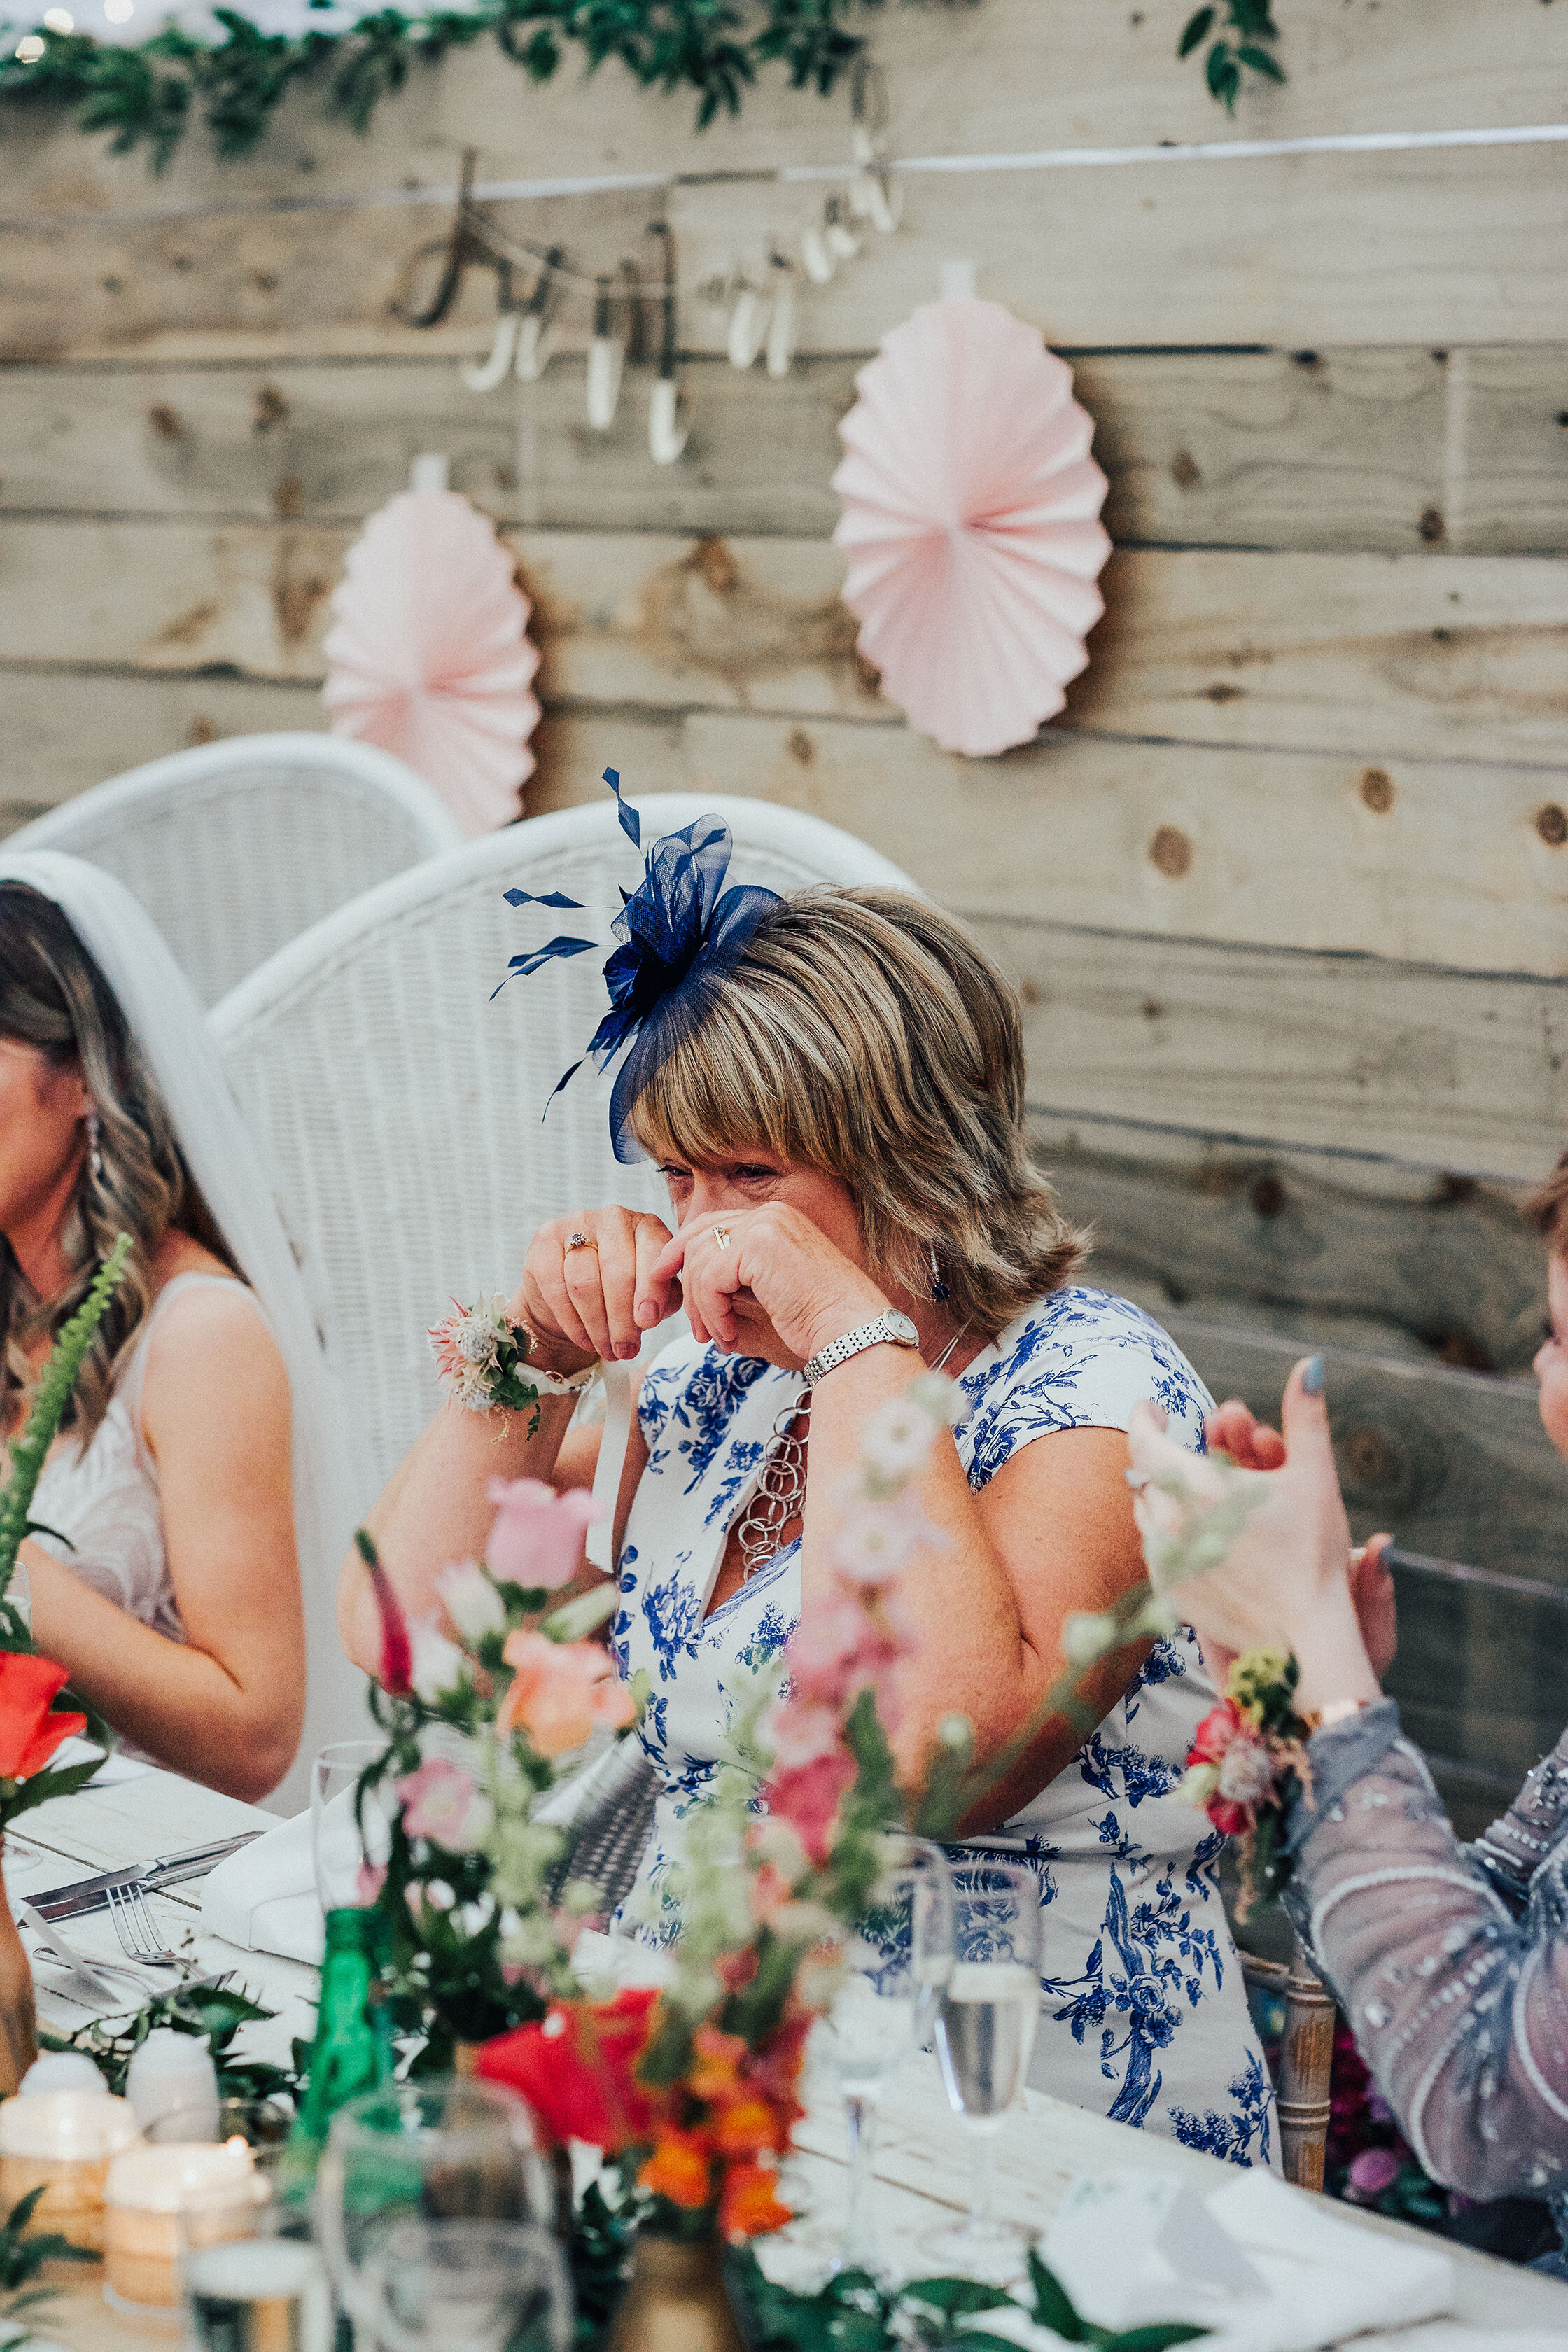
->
xmin=104 ymin=2140 xmax=265 ymax=2317
xmin=0 ymin=2090 xmax=139 ymax=2253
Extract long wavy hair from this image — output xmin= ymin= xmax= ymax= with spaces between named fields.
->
xmin=631 ymin=887 xmax=1086 ymax=1340
xmin=1 ymin=882 xmax=236 ymax=1443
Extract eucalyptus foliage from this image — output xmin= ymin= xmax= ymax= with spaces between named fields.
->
xmin=1 ymin=0 xmax=1289 ymax=175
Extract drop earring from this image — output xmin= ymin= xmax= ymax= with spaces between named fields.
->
xmin=85 ymin=1109 xmax=103 ymax=1182
xmin=930 ymin=1245 xmax=950 ymax=1303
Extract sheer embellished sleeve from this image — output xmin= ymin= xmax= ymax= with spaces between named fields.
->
xmin=1278 ymin=1702 xmax=1568 ymax=2205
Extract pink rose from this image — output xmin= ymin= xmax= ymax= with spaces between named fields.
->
xmin=1346 ymin=2146 xmax=1403 ymax=2202
xmin=1188 ymin=1700 xmax=1242 ymax=1768
xmin=764 ymin=1749 xmax=856 ymax=1869
xmin=486 ymin=1478 xmax=601 ymax=1591
xmin=497 ymin=1630 xmax=636 ymax=1757
xmin=398 ymin=1758 xmax=494 ymax=1853
xmin=767 ymin=1698 xmax=844 ymax=1774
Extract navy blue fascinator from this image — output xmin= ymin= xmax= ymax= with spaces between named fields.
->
xmin=496 ymin=769 xmax=783 ymax=1163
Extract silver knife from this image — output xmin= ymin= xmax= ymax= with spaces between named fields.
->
xmin=29 ymin=1832 xmax=265 ymax=1921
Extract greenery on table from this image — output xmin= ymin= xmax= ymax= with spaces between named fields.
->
xmin=0 ymin=2184 xmax=96 ymax=2349
xmin=42 ymin=1977 xmax=307 ymax=2111
xmin=0 ymin=0 xmax=1292 ymax=175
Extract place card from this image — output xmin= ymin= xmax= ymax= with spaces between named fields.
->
xmin=1043 ymin=2171 xmax=1266 ymax=2332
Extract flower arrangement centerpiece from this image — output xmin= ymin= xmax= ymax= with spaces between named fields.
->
xmin=0 ymin=1235 xmax=132 ymax=2090
xmin=351 ymin=1475 xmax=634 ymax=2066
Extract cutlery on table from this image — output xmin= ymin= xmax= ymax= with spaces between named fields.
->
xmin=20 ymin=1903 xmax=159 ymax=2002
xmin=29 ymin=1832 xmax=263 ymax=1923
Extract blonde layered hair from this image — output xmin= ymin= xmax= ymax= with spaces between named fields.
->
xmin=631 ymin=888 xmax=1085 ymax=1338
xmin=1 ymin=882 xmax=237 ymax=1443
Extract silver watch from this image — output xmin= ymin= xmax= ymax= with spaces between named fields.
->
xmin=802 ymin=1308 xmax=920 ymax=1388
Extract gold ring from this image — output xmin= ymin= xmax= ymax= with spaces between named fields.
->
xmin=565 ymin=1232 xmax=597 ymax=1252
xmin=711 ymin=1225 xmax=733 ymax=1250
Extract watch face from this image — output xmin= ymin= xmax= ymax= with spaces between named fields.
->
xmin=884 ymin=1310 xmax=920 ymax=1346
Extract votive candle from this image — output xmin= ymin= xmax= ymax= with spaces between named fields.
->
xmin=0 ymin=2090 xmax=139 ymax=2252
xmin=104 ymin=2139 xmax=263 ymax=2314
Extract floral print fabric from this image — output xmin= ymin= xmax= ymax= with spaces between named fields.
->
xmin=610 ymin=1286 xmax=1278 ymax=2166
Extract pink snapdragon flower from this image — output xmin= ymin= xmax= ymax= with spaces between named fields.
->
xmin=497 ymin=1630 xmax=636 ymax=1757
xmin=765 ymin=1750 xmax=856 ymax=1870
xmin=766 ymin=1698 xmax=844 ymax=1774
xmin=398 ymin=1758 xmax=495 ymax=1853
xmin=830 ymin=1490 xmax=947 ymax=1586
xmin=486 ymin=1478 xmax=601 ymax=1591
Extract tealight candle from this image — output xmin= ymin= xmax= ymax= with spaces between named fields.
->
xmin=0 ymin=2090 xmax=139 ymax=2251
xmin=104 ymin=2140 xmax=264 ymax=2314
xmin=126 ymin=2028 xmax=220 ymax=2143
xmin=19 ymin=2052 xmax=106 ymax=2096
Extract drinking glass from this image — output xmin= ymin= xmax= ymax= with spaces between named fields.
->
xmin=181 ymin=2190 xmax=333 ymax=2352
xmin=811 ymin=1842 xmax=952 ymax=2276
xmin=360 ymin=2217 xmax=568 ymax=2352
xmin=927 ymin=1860 xmax=1043 ymax=2282
xmin=312 ymin=1740 xmax=394 ymax=1912
xmin=314 ymin=2078 xmax=568 ymax=2352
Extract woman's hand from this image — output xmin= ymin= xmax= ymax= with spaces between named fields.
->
xmin=1204 ymin=1392 xmax=1398 ymax=1676
xmin=514 ymin=1208 xmax=680 ymax=1367
xmin=1137 ymin=1359 xmax=1382 ymax=1715
xmin=650 ymin=1203 xmax=886 ymax=1364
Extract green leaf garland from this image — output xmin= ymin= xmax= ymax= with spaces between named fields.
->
xmin=1 ymin=0 xmax=1288 ymax=175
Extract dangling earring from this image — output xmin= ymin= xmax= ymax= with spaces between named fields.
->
xmin=929 ymin=1244 xmax=951 ymax=1304
xmin=85 ymin=1108 xmax=104 ymax=1182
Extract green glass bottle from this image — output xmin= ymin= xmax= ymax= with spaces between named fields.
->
xmin=291 ymin=1907 xmax=395 ymax=2150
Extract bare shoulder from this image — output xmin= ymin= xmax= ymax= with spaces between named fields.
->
xmin=142 ymin=1249 xmax=287 ymax=1418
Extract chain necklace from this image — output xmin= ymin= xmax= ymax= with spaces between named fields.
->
xmin=734 ymin=1321 xmax=967 ymax=1581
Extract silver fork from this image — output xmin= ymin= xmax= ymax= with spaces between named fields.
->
xmin=104 ymin=1880 xmax=183 ymax=1969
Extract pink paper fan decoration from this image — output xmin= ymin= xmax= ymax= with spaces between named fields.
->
xmin=323 ymin=486 xmax=541 ymax=835
xmin=832 ymin=297 xmax=1112 ymax=758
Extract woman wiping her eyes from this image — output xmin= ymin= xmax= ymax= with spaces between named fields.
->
xmin=348 ymin=773 xmax=1284 ymax=2161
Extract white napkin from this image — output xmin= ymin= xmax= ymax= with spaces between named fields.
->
xmin=1040 ymin=2166 xmax=1455 ymax=2352
xmin=200 ymin=1805 xmax=323 ymax=1966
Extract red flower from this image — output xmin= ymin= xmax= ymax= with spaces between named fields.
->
xmin=476 ymin=1987 xmax=662 ymax=2152
xmin=0 ymin=1654 xmax=85 ymax=1780
xmin=1188 ymin=1699 xmax=1242 ymax=1768
xmin=638 ymin=2128 xmax=713 ymax=2209
xmin=1205 ymin=1795 xmax=1252 ymax=1837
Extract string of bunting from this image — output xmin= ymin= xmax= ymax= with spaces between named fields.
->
xmin=0 ymin=0 xmax=1285 ymax=174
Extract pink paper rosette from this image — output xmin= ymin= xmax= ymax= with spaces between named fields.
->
xmin=323 ymin=486 xmax=541 ymax=835
xmin=832 ymin=296 xmax=1112 ymax=757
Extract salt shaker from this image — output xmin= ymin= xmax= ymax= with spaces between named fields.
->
xmin=20 ymin=2051 xmax=105 ymax=2095
xmin=125 ymin=2029 xmax=220 ymax=2143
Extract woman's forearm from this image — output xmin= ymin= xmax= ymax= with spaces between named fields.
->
xmin=1282 ymin=1707 xmax=1568 ymax=2202
xmin=342 ymin=1390 xmax=583 ymax=1667
xmin=22 ymin=1542 xmax=300 ymax=1802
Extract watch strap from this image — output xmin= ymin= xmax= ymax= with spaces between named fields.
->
xmin=802 ymin=1314 xmax=918 ymax=1388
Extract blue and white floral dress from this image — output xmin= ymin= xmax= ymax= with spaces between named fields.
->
xmin=608 ymin=1285 xmax=1278 ymax=2168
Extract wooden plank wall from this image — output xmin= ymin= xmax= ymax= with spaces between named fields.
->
xmin=6 ymin=0 xmax=1568 ymax=1827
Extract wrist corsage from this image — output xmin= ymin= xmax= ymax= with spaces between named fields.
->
xmin=428 ymin=1296 xmax=598 ymax=1420
xmin=1181 ymin=1648 xmax=1313 ymax=1914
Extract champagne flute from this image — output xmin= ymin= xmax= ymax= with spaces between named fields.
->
xmin=811 ymin=1841 xmax=952 ymax=2276
xmin=928 ymin=1860 xmax=1042 ymax=2283
xmin=312 ymin=1740 xmax=393 ymax=1912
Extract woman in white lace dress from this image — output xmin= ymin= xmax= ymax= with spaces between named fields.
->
xmin=1 ymin=872 xmax=308 ymax=1798
xmin=356 ymin=788 xmax=1276 ymax=2162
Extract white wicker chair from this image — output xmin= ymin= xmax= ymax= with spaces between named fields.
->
xmin=12 ymin=734 xmax=464 ymax=1007
xmin=209 ymin=794 xmax=916 ymax=1533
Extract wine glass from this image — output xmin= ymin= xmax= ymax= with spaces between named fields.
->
xmin=314 ymin=2078 xmax=569 ymax=2352
xmin=360 ymin=2217 xmax=568 ymax=2352
xmin=180 ymin=2187 xmax=333 ymax=2352
xmin=312 ymin=1740 xmax=394 ymax=1912
xmin=811 ymin=1840 xmax=952 ymax=2276
xmin=927 ymin=1859 xmax=1043 ymax=2283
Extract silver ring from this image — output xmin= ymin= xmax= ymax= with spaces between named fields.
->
xmin=565 ymin=1231 xmax=596 ymax=1252
xmin=711 ymin=1225 xmax=733 ymax=1250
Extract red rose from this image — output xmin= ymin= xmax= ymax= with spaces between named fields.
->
xmin=0 ymin=1654 xmax=86 ymax=1780
xmin=476 ymin=1987 xmax=662 ymax=2152
xmin=1187 ymin=1700 xmax=1241 ymax=1769
xmin=1205 ymin=1795 xmax=1252 ymax=1837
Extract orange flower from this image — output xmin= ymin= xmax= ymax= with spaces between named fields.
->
xmin=0 ymin=1654 xmax=85 ymax=1781
xmin=720 ymin=2160 xmax=792 ymax=2240
xmin=711 ymin=2098 xmax=782 ymax=2157
xmin=496 ymin=1630 xmax=635 ymax=1758
xmin=639 ymin=2129 xmax=713 ymax=2210
xmin=687 ymin=2024 xmax=747 ymax=2104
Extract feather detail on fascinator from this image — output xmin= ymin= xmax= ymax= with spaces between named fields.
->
xmin=495 ymin=769 xmax=783 ymax=1162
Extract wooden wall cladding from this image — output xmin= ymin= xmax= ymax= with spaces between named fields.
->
xmin=5 ymin=0 xmax=1568 ymax=1815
